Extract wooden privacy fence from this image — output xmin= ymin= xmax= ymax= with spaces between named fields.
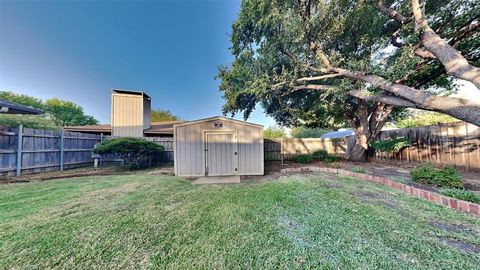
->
xmin=264 ymin=138 xmax=347 ymax=161
xmin=0 ymin=125 xmax=102 ymax=176
xmin=373 ymin=122 xmax=480 ymax=170
xmin=0 ymin=126 xmax=175 ymax=176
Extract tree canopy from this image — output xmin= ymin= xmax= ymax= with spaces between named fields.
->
xmin=0 ymin=91 xmax=98 ymax=129
xmin=263 ymin=126 xmax=287 ymax=139
xmin=291 ymin=127 xmax=330 ymax=138
xmin=218 ymin=0 xmax=479 ymax=160
xmin=151 ymin=109 xmax=181 ymax=122
xmin=395 ymin=110 xmax=459 ymax=128
xmin=45 ymin=98 xmax=98 ymax=126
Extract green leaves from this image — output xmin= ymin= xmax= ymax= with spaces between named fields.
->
xmin=0 ymin=91 xmax=99 ymax=129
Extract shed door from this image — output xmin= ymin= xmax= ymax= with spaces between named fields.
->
xmin=205 ymin=133 xmax=236 ymax=176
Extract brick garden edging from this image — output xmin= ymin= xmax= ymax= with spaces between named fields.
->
xmin=281 ymin=166 xmax=480 ymax=217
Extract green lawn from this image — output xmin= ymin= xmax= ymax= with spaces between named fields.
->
xmin=1 ymin=172 xmax=479 ymax=269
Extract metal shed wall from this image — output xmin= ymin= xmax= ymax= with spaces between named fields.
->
xmin=174 ymin=117 xmax=264 ymax=177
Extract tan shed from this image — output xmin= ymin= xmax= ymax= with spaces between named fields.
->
xmin=174 ymin=116 xmax=264 ymax=177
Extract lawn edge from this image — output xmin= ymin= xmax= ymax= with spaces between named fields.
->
xmin=281 ymin=166 xmax=480 ymax=217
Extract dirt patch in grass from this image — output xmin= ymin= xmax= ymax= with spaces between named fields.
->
xmin=79 ymin=182 xmax=141 ymax=203
xmin=277 ymin=216 xmax=311 ymax=249
xmin=430 ymin=222 xmax=479 ymax=236
xmin=437 ymin=237 xmax=480 ymax=254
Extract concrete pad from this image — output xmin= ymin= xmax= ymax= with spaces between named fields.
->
xmin=192 ymin=175 xmax=241 ymax=185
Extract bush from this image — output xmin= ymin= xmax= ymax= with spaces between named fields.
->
xmin=312 ymin=150 xmax=329 ymax=160
xmin=440 ymin=189 xmax=480 ymax=204
xmin=296 ymin=154 xmax=313 ymax=164
xmin=410 ymin=165 xmax=463 ymax=188
xmin=93 ymin=138 xmax=164 ymax=170
xmin=370 ymin=137 xmax=411 ymax=152
xmin=311 ymin=149 xmax=339 ymax=163
xmin=323 ymin=155 xmax=339 ymax=163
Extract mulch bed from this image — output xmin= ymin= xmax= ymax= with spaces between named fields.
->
xmin=263 ymin=160 xmax=480 ymax=193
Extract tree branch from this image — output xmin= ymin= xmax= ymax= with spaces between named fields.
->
xmin=349 ymin=90 xmax=419 ymax=108
xmin=376 ymin=1 xmax=410 ymax=24
xmin=411 ymin=0 xmax=480 ymax=89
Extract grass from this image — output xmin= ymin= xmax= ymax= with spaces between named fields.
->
xmin=1 ymin=173 xmax=480 ymax=269
xmin=351 ymin=166 xmax=367 ymax=174
xmin=441 ymin=189 xmax=480 ymax=204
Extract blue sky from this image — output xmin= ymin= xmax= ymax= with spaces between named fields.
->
xmin=0 ymin=0 xmax=276 ymax=126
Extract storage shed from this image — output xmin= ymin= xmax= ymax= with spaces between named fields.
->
xmin=174 ymin=116 xmax=264 ymax=177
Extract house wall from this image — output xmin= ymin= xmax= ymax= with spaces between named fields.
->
xmin=111 ymin=92 xmax=150 ymax=137
xmin=174 ymin=118 xmax=264 ymax=177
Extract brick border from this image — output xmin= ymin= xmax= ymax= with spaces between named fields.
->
xmin=280 ymin=166 xmax=480 ymax=217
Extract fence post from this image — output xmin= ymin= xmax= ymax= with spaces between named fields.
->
xmin=60 ymin=128 xmax=65 ymax=171
xmin=16 ymin=124 xmax=23 ymax=176
xmin=280 ymin=138 xmax=284 ymax=165
xmin=100 ymin=133 xmax=104 ymax=166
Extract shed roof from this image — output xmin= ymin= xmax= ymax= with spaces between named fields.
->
xmin=112 ymin=89 xmax=151 ymax=99
xmin=174 ymin=116 xmax=263 ymax=128
xmin=0 ymin=99 xmax=44 ymax=115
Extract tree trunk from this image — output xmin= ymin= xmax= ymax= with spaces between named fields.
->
xmin=343 ymin=101 xmax=393 ymax=162
xmin=346 ymin=133 xmax=369 ymax=161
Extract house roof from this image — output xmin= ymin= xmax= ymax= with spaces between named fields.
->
xmin=0 ymin=99 xmax=44 ymax=115
xmin=64 ymin=124 xmax=112 ymax=133
xmin=64 ymin=121 xmax=183 ymax=135
xmin=144 ymin=121 xmax=183 ymax=134
xmin=173 ymin=116 xmax=263 ymax=128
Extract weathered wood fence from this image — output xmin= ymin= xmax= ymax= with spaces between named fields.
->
xmin=372 ymin=122 xmax=480 ymax=170
xmin=0 ymin=125 xmax=102 ymax=176
xmin=0 ymin=125 xmax=174 ymax=176
xmin=264 ymin=138 xmax=347 ymax=161
xmin=264 ymin=122 xmax=480 ymax=170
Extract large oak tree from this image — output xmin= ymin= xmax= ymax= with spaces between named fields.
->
xmin=218 ymin=0 xmax=479 ymax=160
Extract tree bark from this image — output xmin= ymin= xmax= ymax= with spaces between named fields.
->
xmin=411 ymin=0 xmax=480 ymax=89
xmin=333 ymin=67 xmax=480 ymax=126
xmin=343 ymin=100 xmax=393 ymax=161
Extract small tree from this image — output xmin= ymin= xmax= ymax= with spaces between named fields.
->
xmin=151 ymin=109 xmax=181 ymax=122
xmin=263 ymin=126 xmax=287 ymax=139
xmin=93 ymin=138 xmax=164 ymax=170
xmin=45 ymin=98 xmax=98 ymax=126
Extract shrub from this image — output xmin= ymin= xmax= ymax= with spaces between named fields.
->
xmin=324 ymin=156 xmax=339 ymax=163
xmin=93 ymin=138 xmax=164 ymax=170
xmin=312 ymin=150 xmax=329 ymax=161
xmin=440 ymin=189 xmax=480 ymax=204
xmin=370 ymin=137 xmax=411 ymax=152
xmin=410 ymin=165 xmax=463 ymax=188
xmin=311 ymin=149 xmax=339 ymax=163
xmin=296 ymin=154 xmax=313 ymax=164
